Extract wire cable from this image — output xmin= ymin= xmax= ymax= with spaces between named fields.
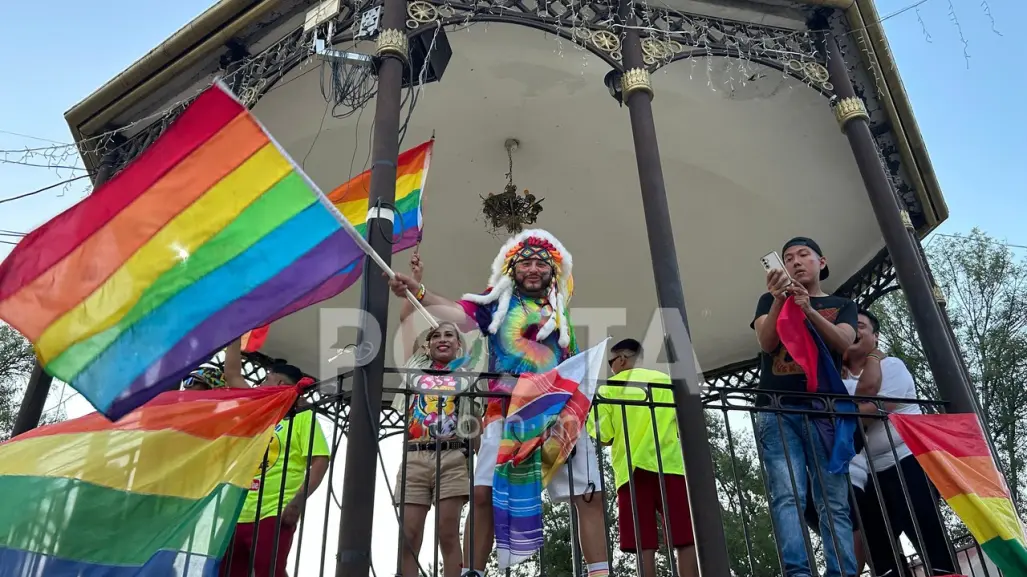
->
xmin=0 ymin=175 xmax=90 ymax=205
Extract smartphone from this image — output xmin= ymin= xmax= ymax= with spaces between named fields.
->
xmin=761 ymin=251 xmax=787 ymax=274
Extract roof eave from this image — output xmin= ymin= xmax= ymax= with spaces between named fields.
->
xmin=64 ymin=0 xmax=278 ymax=172
xmin=804 ymin=0 xmax=948 ymax=236
xmin=63 ymin=0 xmax=949 ymax=239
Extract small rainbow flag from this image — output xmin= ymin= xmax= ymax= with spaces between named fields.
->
xmin=0 ymin=385 xmax=298 ymax=575
xmin=240 ymin=325 xmax=270 ymax=353
xmin=257 ymin=140 xmax=433 ymax=325
xmin=0 ymin=83 xmax=365 ymax=419
xmin=891 ymin=413 xmax=1027 ymax=574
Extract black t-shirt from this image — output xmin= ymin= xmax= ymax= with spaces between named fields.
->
xmin=751 ymin=292 xmax=858 ymax=405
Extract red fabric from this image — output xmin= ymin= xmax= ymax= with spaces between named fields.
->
xmin=220 ymin=516 xmax=296 ymax=577
xmin=775 ymin=296 xmax=819 ymax=392
xmin=616 ymin=470 xmax=694 ymax=553
xmin=241 ymin=325 xmax=270 ymax=352
xmin=890 ymin=413 xmax=992 ymax=458
xmin=0 ymin=87 xmax=243 ymax=302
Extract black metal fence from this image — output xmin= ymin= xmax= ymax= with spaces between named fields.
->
xmin=220 ymin=367 xmax=1013 ymax=577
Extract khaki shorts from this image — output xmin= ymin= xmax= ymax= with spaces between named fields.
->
xmin=394 ymin=448 xmax=470 ymax=507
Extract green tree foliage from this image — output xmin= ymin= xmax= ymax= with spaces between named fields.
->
xmin=0 ymin=323 xmax=65 ymax=440
xmin=870 ymin=229 xmax=1027 ymax=512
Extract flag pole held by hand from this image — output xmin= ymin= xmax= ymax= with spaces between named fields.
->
xmin=323 ymin=203 xmax=439 ymax=329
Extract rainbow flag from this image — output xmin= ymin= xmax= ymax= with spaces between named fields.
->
xmin=891 ymin=413 xmax=1027 ymax=574
xmin=0 ymin=385 xmax=298 ymax=575
xmin=492 ymin=340 xmax=606 ymax=569
xmin=240 ymin=325 xmax=270 ymax=353
xmin=0 ymin=83 xmax=365 ymax=419
xmin=258 ymin=140 xmax=433 ymax=324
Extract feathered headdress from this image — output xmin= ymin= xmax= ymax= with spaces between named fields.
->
xmin=461 ymin=229 xmax=574 ymax=348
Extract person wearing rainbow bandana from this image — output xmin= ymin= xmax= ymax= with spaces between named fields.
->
xmin=387 ymin=229 xmax=609 ymax=577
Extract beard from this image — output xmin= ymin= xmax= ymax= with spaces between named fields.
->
xmin=514 ymin=273 xmax=552 ymax=295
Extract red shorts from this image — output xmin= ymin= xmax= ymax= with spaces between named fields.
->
xmin=219 ymin=516 xmax=296 ymax=577
xmin=616 ymin=470 xmax=694 ymax=553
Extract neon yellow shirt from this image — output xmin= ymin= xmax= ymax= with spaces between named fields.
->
xmin=588 ymin=368 xmax=685 ymax=489
xmin=238 ymin=410 xmax=330 ymax=522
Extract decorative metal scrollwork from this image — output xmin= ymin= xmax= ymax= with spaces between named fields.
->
xmin=641 ymin=37 xmax=683 ymax=65
xmin=407 ymin=0 xmax=445 ymax=28
xmin=590 ymin=29 xmax=622 ymax=61
xmin=788 ymin=59 xmax=834 ymax=93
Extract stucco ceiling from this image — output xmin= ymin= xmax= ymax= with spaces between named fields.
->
xmin=250 ymin=22 xmax=884 ymax=381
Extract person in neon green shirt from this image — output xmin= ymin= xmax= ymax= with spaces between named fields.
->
xmin=221 ymin=341 xmax=332 ymax=577
xmin=589 ymin=339 xmax=698 ymax=577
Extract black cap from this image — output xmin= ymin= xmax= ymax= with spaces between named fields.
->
xmin=611 ymin=338 xmax=642 ymax=354
xmin=269 ymin=364 xmax=303 ymax=384
xmin=782 ymin=237 xmax=830 ymax=280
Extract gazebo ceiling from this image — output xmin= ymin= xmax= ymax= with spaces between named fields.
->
xmin=250 ymin=22 xmax=883 ymax=379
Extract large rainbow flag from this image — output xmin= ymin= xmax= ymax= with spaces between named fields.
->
xmin=239 ymin=140 xmax=433 ymax=346
xmin=0 ymin=385 xmax=298 ymax=575
xmin=0 ymin=83 xmax=366 ymax=419
xmin=492 ymin=340 xmax=606 ymax=569
xmin=891 ymin=413 xmax=1027 ymax=574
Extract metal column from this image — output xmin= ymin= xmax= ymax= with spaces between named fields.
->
xmin=335 ymin=5 xmax=408 ymax=576
xmin=11 ymin=157 xmax=116 ymax=437
xmin=617 ymin=1 xmax=733 ymax=573
xmin=819 ymin=25 xmax=978 ymax=415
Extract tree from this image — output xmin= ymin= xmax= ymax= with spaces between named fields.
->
xmin=871 ymin=229 xmax=1027 ymax=511
xmin=0 ymin=323 xmax=66 ymax=440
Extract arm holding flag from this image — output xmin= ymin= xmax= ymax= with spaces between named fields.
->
xmin=387 ymin=272 xmax=479 ymax=329
xmin=224 ymin=338 xmax=250 ymax=389
xmin=791 ymin=283 xmax=857 ymax=354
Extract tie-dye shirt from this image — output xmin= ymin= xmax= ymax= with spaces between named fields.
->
xmin=458 ymin=291 xmax=578 ymax=425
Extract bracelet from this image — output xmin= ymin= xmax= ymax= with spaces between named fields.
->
xmin=415 ymin=284 xmax=426 ymax=302
xmin=867 ymin=353 xmax=883 ymax=361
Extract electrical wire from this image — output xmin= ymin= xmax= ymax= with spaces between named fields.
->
xmin=0 ymin=159 xmax=86 ymax=171
xmin=0 ymin=175 xmax=90 ymax=205
xmin=0 ymin=129 xmax=70 ymax=145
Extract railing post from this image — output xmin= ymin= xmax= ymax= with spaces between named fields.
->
xmin=817 ymin=22 xmax=978 ymax=415
xmin=12 ymin=155 xmax=116 ymax=436
xmin=616 ymin=1 xmax=733 ymax=574
xmin=335 ymin=5 xmax=408 ymax=575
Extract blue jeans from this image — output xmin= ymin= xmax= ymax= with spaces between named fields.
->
xmin=757 ymin=410 xmax=857 ymax=577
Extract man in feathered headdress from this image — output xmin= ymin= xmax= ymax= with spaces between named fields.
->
xmin=388 ymin=229 xmax=609 ymax=577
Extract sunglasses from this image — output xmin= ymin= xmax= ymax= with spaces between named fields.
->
xmin=607 ymin=352 xmax=636 ymax=368
xmin=182 ymin=375 xmax=213 ymax=390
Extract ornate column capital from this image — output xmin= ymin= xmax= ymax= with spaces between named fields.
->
xmin=899 ymin=209 xmax=914 ymax=230
xmin=621 ymin=68 xmax=653 ymax=101
xmin=375 ymin=29 xmax=409 ymax=64
xmin=833 ymin=96 xmax=869 ymax=132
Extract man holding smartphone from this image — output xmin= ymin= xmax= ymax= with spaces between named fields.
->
xmin=751 ymin=237 xmax=858 ymax=577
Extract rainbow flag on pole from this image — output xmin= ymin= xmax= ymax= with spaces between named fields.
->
xmin=255 ymin=139 xmax=433 ymax=326
xmin=891 ymin=413 xmax=1027 ymax=574
xmin=0 ymin=385 xmax=298 ymax=575
xmin=0 ymin=83 xmax=366 ymax=419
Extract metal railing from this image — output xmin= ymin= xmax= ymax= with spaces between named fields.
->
xmin=215 ymin=367 xmax=1014 ymax=577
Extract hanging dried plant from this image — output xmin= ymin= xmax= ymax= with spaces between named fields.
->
xmin=481 ymin=183 xmax=543 ymax=235
xmin=480 ymin=139 xmax=543 ymax=235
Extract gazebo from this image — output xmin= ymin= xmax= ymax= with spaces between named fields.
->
xmin=14 ymin=0 xmax=986 ymax=574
